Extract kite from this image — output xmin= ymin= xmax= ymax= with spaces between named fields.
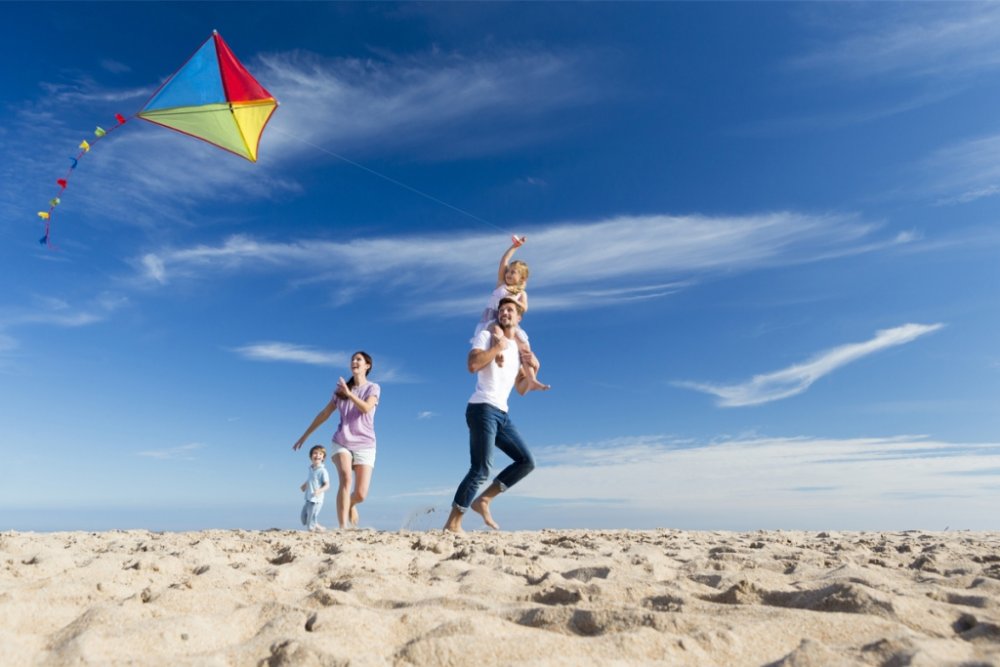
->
xmin=37 ymin=30 xmax=278 ymax=246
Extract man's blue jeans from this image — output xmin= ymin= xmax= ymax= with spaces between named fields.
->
xmin=452 ymin=402 xmax=535 ymax=511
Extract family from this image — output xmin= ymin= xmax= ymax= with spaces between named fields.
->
xmin=291 ymin=237 xmax=548 ymax=532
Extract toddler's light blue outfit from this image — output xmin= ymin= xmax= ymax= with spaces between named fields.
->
xmin=301 ymin=463 xmax=329 ymax=530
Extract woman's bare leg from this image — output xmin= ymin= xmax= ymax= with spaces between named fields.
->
xmin=349 ymin=464 xmax=372 ymax=527
xmin=332 ymin=451 xmax=353 ymax=529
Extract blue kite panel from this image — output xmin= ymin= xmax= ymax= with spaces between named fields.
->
xmin=142 ymin=38 xmax=226 ymax=111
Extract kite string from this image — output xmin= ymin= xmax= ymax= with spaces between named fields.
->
xmin=270 ymin=127 xmax=512 ymax=237
xmin=37 ymin=119 xmax=516 ymax=245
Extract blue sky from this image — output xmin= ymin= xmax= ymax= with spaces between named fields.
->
xmin=2 ymin=2 xmax=998 ymax=532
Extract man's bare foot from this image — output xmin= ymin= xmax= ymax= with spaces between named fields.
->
xmin=349 ymin=505 xmax=359 ymax=528
xmin=471 ymin=497 xmax=500 ymax=530
xmin=443 ymin=507 xmax=464 ymax=533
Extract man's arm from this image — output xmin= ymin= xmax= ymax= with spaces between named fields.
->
xmin=468 ymin=337 xmax=507 ymax=373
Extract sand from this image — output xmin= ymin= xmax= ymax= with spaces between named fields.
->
xmin=1 ymin=528 xmax=998 ymax=666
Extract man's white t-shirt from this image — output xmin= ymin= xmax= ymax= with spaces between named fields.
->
xmin=468 ymin=329 xmax=520 ymax=413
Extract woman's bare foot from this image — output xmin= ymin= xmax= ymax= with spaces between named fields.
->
xmin=349 ymin=505 xmax=359 ymax=528
xmin=471 ymin=497 xmax=500 ymax=530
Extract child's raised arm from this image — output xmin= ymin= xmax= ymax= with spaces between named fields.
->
xmin=496 ymin=236 xmax=525 ymax=287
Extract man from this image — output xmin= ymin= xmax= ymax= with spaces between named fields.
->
xmin=444 ymin=297 xmax=539 ymax=532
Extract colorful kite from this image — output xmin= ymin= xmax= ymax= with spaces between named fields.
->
xmin=37 ymin=30 xmax=278 ymax=246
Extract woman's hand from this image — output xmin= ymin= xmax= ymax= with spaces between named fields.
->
xmin=335 ymin=376 xmax=351 ymax=398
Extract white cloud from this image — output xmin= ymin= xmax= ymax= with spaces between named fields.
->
xmin=922 ymin=133 xmax=1000 ymax=206
xmin=417 ymin=411 xmax=437 ymax=420
xmin=892 ymin=230 xmax=922 ymax=244
xmin=935 ymin=184 xmax=1000 ymax=206
xmin=259 ymin=46 xmax=601 ymax=161
xmin=100 ymin=59 xmax=131 ymax=75
xmin=793 ymin=4 xmax=1000 ymax=81
xmin=0 ymin=292 xmax=128 ymax=342
xmin=676 ymin=323 xmax=945 ymax=407
xmin=513 ymin=433 xmax=1000 ymax=529
xmin=232 ymin=342 xmax=349 ymax=367
xmin=422 ymin=282 xmax=693 ymax=319
xmin=136 ymin=442 xmax=204 ymax=461
xmin=136 ymin=211 xmax=892 ymax=315
xmin=232 ymin=341 xmax=415 ymax=383
xmin=739 ymin=88 xmax=959 ymax=137
xmin=756 ymin=5 xmax=1000 ymax=135
xmin=141 ymin=254 xmax=167 ymax=284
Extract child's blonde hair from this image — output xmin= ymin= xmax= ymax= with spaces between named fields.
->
xmin=505 ymin=260 xmax=530 ymax=295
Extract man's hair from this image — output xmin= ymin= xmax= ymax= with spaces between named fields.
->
xmin=497 ymin=296 xmax=524 ymax=315
xmin=309 ymin=445 xmax=326 ymax=458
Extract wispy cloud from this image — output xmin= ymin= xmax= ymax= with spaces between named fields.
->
xmin=760 ymin=5 xmax=1000 ymax=134
xmin=232 ymin=342 xmax=350 ymax=367
xmin=417 ymin=411 xmax=437 ymax=420
xmin=421 ymin=282 xmax=694 ymax=318
xmin=231 ymin=341 xmax=415 ymax=383
xmin=514 ymin=433 xmax=1000 ymax=529
xmin=0 ymin=293 xmax=129 ymax=355
xmin=738 ymin=88 xmax=959 ymax=137
xmin=676 ymin=323 xmax=944 ymax=407
xmin=934 ymin=185 xmax=1000 ymax=207
xmin=792 ymin=4 xmax=1000 ymax=81
xmin=136 ymin=442 xmax=204 ymax=461
xmin=260 ymin=46 xmax=602 ymax=161
xmin=136 ymin=211 xmax=899 ymax=314
xmin=922 ymin=133 xmax=1000 ymax=206
xmin=100 ymin=59 xmax=131 ymax=75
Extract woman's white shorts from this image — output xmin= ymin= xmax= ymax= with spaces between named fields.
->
xmin=331 ymin=445 xmax=376 ymax=468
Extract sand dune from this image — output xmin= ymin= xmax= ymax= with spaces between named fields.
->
xmin=1 ymin=528 xmax=998 ymax=665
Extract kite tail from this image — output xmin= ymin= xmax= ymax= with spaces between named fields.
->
xmin=37 ymin=113 xmax=131 ymax=247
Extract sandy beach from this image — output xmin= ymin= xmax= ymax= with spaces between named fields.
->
xmin=1 ymin=528 xmax=998 ymax=666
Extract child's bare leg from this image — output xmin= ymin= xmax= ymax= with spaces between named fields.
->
xmin=492 ymin=323 xmax=505 ymax=367
xmin=517 ymin=339 xmax=550 ymax=391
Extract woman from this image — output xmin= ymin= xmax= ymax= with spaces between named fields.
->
xmin=293 ymin=351 xmax=380 ymax=529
